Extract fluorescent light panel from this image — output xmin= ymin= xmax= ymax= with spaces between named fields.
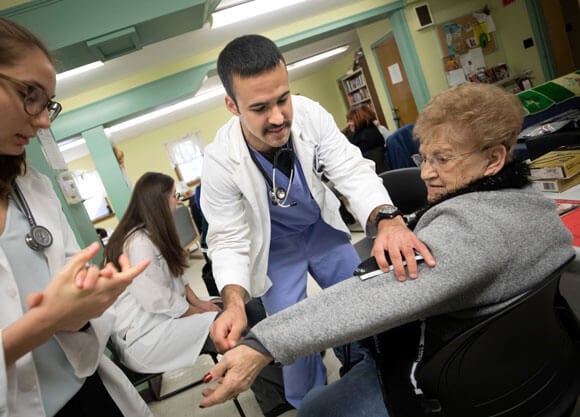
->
xmin=287 ymin=45 xmax=350 ymax=71
xmin=212 ymin=0 xmax=307 ymax=28
xmin=105 ymin=87 xmax=225 ymax=134
xmin=56 ymin=61 xmax=104 ymax=81
xmin=105 ymin=45 xmax=349 ymax=134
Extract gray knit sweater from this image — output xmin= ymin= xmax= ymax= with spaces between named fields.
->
xmin=250 ymin=186 xmax=574 ymax=365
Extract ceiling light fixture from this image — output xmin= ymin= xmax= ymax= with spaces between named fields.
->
xmin=104 ymin=86 xmax=226 ymax=134
xmin=56 ymin=61 xmax=104 ymax=81
xmin=211 ymin=0 xmax=308 ymax=28
xmin=287 ymin=45 xmax=350 ymax=71
xmin=103 ymin=45 xmax=350 ymax=135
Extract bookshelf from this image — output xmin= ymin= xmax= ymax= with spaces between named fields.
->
xmin=338 ymin=55 xmax=386 ymax=127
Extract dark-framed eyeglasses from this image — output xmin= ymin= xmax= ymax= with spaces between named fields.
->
xmin=0 ymin=73 xmax=62 ymax=122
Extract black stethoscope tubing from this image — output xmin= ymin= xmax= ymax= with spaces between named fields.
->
xmin=247 ymin=140 xmax=297 ymax=207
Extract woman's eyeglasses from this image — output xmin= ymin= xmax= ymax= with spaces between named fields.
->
xmin=411 ymin=151 xmax=477 ymax=169
xmin=0 ymin=73 xmax=62 ymax=122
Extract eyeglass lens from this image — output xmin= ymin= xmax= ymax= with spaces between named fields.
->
xmin=25 ymin=85 xmax=62 ymax=121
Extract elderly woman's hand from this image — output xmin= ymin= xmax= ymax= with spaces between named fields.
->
xmin=199 ymin=345 xmax=273 ymax=408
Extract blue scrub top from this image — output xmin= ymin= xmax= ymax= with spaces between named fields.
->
xmin=249 ymin=148 xmax=320 ymax=239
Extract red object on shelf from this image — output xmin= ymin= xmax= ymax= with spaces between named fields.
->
xmin=561 ymin=206 xmax=580 ymax=247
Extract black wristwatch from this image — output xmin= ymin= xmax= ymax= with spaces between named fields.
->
xmin=374 ymin=205 xmax=403 ymax=226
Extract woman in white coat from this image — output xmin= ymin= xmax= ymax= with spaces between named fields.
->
xmin=0 ymin=17 xmax=152 ymax=417
xmin=105 ymin=172 xmax=221 ymax=373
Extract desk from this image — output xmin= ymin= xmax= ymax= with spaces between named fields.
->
xmin=543 ymin=184 xmax=580 ymax=273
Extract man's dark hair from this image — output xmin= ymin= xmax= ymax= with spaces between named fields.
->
xmin=217 ymin=34 xmax=286 ymax=102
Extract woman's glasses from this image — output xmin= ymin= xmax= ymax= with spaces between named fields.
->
xmin=411 ymin=151 xmax=477 ymax=170
xmin=0 ymin=73 xmax=62 ymax=122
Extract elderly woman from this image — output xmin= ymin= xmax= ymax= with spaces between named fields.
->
xmin=198 ymin=83 xmax=574 ymax=416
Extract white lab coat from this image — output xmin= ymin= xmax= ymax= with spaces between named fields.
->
xmin=201 ymin=95 xmax=392 ymax=298
xmin=0 ymin=168 xmax=152 ymax=417
xmin=111 ymin=230 xmax=216 ymax=373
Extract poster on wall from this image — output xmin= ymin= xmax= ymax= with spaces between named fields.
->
xmin=437 ymin=13 xmax=497 ymax=58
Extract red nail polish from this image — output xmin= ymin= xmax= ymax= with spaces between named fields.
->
xmin=202 ymin=372 xmax=212 ymax=383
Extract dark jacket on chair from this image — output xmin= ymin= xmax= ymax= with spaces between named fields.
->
xmin=385 ymin=123 xmax=419 ymax=169
xmin=350 ymin=125 xmax=384 ymax=154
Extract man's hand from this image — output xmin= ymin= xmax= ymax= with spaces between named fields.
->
xmin=199 ymin=345 xmax=272 ymax=408
xmin=371 ymin=216 xmax=435 ymax=281
xmin=209 ymin=285 xmax=248 ymax=353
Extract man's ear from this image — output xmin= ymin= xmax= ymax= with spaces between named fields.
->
xmin=483 ymin=145 xmax=507 ymax=176
xmin=225 ymin=96 xmax=239 ymax=116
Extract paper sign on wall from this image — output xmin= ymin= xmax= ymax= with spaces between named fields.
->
xmin=388 ymin=63 xmax=403 ymax=84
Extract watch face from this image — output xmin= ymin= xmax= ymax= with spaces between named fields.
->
xmin=380 ymin=206 xmax=399 ymax=215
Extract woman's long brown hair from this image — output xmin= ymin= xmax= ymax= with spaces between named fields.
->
xmin=105 ymin=172 xmax=188 ymax=277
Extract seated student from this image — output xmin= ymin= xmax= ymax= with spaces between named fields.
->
xmin=105 ymin=172 xmax=289 ymax=417
xmin=105 ymin=172 xmax=220 ymax=373
xmin=198 ymin=83 xmax=575 ymax=416
xmin=346 ymin=105 xmax=385 ymax=155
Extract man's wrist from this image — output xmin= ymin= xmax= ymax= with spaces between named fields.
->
xmin=221 ymin=284 xmax=249 ymax=309
xmin=372 ymin=205 xmax=403 ymax=226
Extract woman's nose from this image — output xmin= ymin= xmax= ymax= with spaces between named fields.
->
xmin=31 ymin=108 xmax=52 ymax=129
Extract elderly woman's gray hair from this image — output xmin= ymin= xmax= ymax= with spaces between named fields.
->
xmin=414 ymin=83 xmax=525 ymax=161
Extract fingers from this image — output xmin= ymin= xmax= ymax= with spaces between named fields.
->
xmin=116 ymin=254 xmax=151 ymax=281
xmin=415 ymin=241 xmax=436 ymax=267
xmin=388 ymin=250 xmax=407 ymax=282
xmin=26 ymin=292 xmax=43 ymax=309
xmin=209 ymin=318 xmax=233 ymax=353
xmin=61 ymin=242 xmax=100 ymax=280
xmin=199 ymin=362 xmax=239 ymax=408
xmin=76 ymin=264 xmax=101 ymax=289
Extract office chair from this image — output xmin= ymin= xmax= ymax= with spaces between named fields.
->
xmin=363 ymin=145 xmax=389 ymax=174
xmin=375 ymin=256 xmax=580 ymax=417
xmin=106 ymin=339 xmax=247 ymax=416
xmin=384 ymin=123 xmax=419 ymax=170
xmin=173 ymin=204 xmax=202 ymax=258
xmin=354 ymin=167 xmax=427 ymax=259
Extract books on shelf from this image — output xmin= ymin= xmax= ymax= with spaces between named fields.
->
xmin=529 ymin=148 xmax=580 ymax=180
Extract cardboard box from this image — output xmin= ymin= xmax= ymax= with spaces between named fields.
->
xmin=532 ymin=171 xmax=580 ymax=192
xmin=529 ymin=149 xmax=580 ymax=180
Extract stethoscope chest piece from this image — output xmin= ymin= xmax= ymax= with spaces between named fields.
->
xmin=26 ymin=224 xmax=54 ymax=250
xmin=12 ymin=183 xmax=54 ymax=251
xmin=274 ymin=187 xmax=287 ymax=201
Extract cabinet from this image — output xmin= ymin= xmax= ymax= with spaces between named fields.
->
xmin=338 ymin=55 xmax=386 ymax=127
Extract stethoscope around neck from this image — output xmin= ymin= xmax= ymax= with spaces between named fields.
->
xmin=11 ymin=183 xmax=53 ymax=251
xmin=249 ymin=144 xmax=298 ymax=208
